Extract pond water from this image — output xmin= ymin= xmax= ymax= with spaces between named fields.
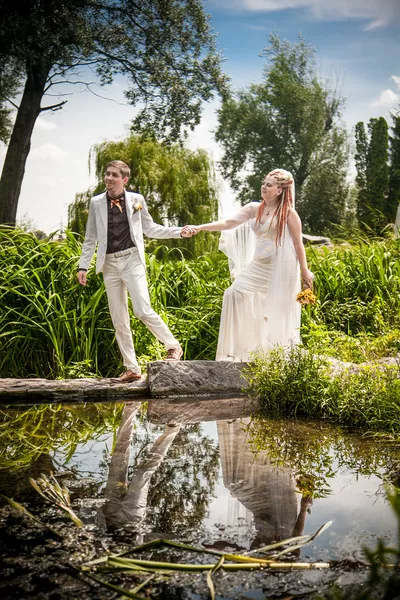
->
xmin=1 ymin=396 xmax=399 ymax=599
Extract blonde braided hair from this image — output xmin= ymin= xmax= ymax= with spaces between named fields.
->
xmin=256 ymin=168 xmax=294 ymax=246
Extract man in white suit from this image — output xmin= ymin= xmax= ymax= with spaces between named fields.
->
xmin=77 ymin=160 xmax=193 ymax=382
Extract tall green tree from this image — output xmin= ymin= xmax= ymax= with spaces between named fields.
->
xmin=388 ymin=112 xmax=400 ymax=224
xmin=355 ymin=117 xmax=389 ymax=232
xmin=68 ymin=134 xmax=220 ymax=256
xmin=0 ymin=0 xmax=227 ymax=225
xmin=215 ymin=33 xmax=348 ymax=232
xmin=0 ymin=58 xmax=21 ymax=143
xmin=354 ymin=121 xmax=369 ymax=224
xmin=300 ymin=127 xmax=350 ymax=233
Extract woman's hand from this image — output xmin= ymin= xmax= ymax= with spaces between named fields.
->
xmin=181 ymin=225 xmax=199 ymax=238
xmin=301 ymin=268 xmax=314 ymax=289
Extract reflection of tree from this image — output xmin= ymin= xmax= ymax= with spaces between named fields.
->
xmin=147 ymin=426 xmax=220 ymax=534
xmin=245 ymin=418 xmax=400 ymax=499
xmin=98 ymin=407 xmax=219 ymax=535
xmin=218 ymin=418 xmax=311 ymax=549
xmin=0 ymin=403 xmax=124 ymax=472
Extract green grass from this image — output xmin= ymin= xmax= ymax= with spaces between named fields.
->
xmin=0 ymin=403 xmax=124 ymax=471
xmin=1 ymin=226 xmax=400 ymax=377
xmin=0 ymin=226 xmax=230 ymax=377
xmin=244 ymin=345 xmax=400 ymax=435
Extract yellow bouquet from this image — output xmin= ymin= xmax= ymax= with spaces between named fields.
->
xmin=296 ymin=287 xmax=316 ymax=305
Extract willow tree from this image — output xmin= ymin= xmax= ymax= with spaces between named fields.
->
xmin=68 ymin=135 xmax=220 ymax=256
xmin=215 ymin=33 xmax=348 ymax=232
xmin=0 ymin=0 xmax=227 ymax=225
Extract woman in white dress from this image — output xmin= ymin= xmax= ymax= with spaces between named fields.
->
xmin=189 ymin=169 xmax=314 ymax=362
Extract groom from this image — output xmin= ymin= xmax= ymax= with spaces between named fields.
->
xmin=77 ymin=160 xmax=194 ymax=382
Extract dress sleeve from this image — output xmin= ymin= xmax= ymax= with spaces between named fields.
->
xmin=198 ymin=202 xmax=258 ymax=233
xmin=223 ymin=202 xmax=257 ymax=229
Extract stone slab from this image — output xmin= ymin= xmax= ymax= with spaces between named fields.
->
xmin=148 ymin=396 xmax=259 ymax=424
xmin=2 ymin=353 xmax=397 ymax=404
xmin=302 ymin=233 xmax=332 ymax=246
xmin=0 ymin=377 xmax=149 ymax=404
xmin=147 ymin=360 xmax=250 ymax=398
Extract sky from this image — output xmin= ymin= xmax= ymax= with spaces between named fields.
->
xmin=1 ymin=0 xmax=399 ymax=234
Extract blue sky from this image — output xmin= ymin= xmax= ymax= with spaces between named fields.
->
xmin=1 ymin=0 xmax=399 ymax=233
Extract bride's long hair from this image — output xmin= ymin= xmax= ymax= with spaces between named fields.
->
xmin=256 ymin=169 xmax=295 ymax=246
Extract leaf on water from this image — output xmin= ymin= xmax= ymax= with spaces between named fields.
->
xmin=245 ymin=534 xmax=309 ymax=555
xmin=274 ymin=521 xmax=333 ymax=558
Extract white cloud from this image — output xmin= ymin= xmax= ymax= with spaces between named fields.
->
xmin=392 ymin=75 xmax=400 ymax=90
xmin=372 ymin=88 xmax=400 ymax=108
xmin=35 ymin=118 xmax=57 ymax=130
xmin=363 ymin=18 xmax=387 ymax=31
xmin=30 ymin=143 xmax=67 ymax=161
xmin=219 ymin=0 xmax=400 ymax=29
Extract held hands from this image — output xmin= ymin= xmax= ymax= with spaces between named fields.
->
xmin=301 ymin=268 xmax=314 ymax=289
xmin=181 ymin=225 xmax=199 ymax=238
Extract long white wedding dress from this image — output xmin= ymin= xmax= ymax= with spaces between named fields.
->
xmin=216 ymin=202 xmax=301 ymax=362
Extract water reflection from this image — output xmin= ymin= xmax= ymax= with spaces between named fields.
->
xmin=0 ymin=399 xmax=399 ymax=559
xmin=218 ymin=418 xmax=311 ymax=549
xmin=98 ymin=401 xmax=181 ymax=532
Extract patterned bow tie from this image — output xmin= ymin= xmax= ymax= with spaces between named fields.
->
xmin=110 ymin=197 xmax=124 ymax=212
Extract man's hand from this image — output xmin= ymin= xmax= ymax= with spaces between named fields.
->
xmin=77 ymin=270 xmax=87 ymax=286
xmin=181 ymin=225 xmax=198 ymax=238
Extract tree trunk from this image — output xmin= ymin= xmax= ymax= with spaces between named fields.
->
xmin=0 ymin=63 xmax=50 ymax=225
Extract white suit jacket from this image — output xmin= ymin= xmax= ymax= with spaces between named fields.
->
xmin=78 ymin=191 xmax=182 ymax=273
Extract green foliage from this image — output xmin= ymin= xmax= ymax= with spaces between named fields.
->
xmin=148 ymin=426 xmax=220 ymax=533
xmin=245 ymin=345 xmax=400 ymax=434
xmin=0 ymin=403 xmax=124 ymax=471
xmin=388 ymin=112 xmax=400 ymax=224
xmin=299 ymin=125 xmax=350 ymax=233
xmin=0 ymin=0 xmax=227 ymax=224
xmin=215 ymin=33 xmax=349 ymax=232
xmin=246 ymin=418 xmax=400 ymax=500
xmin=0 ymin=226 xmax=230 ymax=378
xmin=0 ymin=0 xmax=226 ymax=142
xmin=245 ymin=346 xmax=332 ymax=420
xmin=306 ymin=238 xmax=400 ymax=337
xmin=355 ymin=117 xmax=390 ymax=232
xmin=69 ymin=134 xmax=220 ymax=256
xmin=0 ymin=57 xmax=22 ymax=141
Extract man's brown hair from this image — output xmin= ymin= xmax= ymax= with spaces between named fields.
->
xmin=106 ymin=160 xmax=131 ymax=179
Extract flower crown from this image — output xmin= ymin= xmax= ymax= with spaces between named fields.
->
xmin=269 ymin=168 xmax=293 ymax=186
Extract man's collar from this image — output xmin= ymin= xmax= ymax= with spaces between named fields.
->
xmin=106 ymin=190 xmax=125 ymax=201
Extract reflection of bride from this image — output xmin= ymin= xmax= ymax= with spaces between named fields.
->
xmin=217 ymin=418 xmax=311 ymax=548
xmin=190 ymin=169 xmax=313 ymax=361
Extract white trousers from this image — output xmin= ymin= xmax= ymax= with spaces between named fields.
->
xmin=103 ymin=248 xmax=180 ymax=374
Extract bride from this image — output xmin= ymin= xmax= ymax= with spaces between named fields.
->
xmin=183 ymin=169 xmax=314 ymax=362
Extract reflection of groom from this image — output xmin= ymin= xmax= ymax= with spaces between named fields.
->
xmin=77 ymin=160 xmax=194 ymax=382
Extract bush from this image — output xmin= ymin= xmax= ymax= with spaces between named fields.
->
xmin=245 ymin=345 xmax=400 ymax=434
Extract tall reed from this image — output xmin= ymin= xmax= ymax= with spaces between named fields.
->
xmin=1 ymin=226 xmax=400 ymax=378
xmin=0 ymin=227 xmax=230 ymax=377
xmin=307 ymin=238 xmax=400 ymax=334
